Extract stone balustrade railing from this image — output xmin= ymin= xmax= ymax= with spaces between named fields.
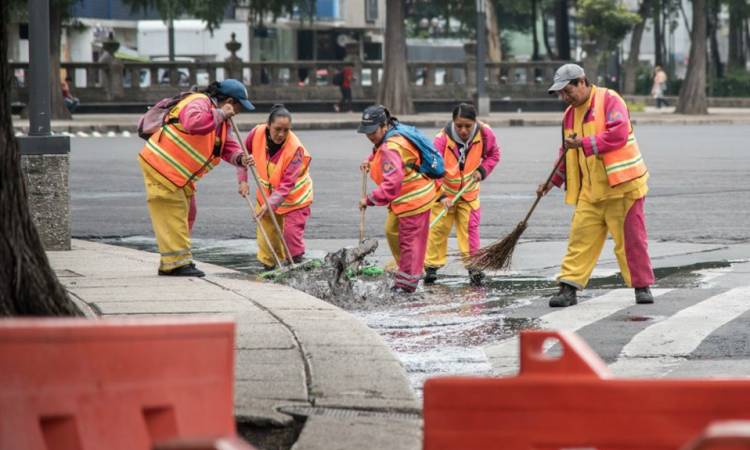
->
xmin=10 ymin=59 xmax=567 ymax=105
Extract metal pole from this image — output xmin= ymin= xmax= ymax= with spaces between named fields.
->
xmin=475 ymin=0 xmax=490 ymax=115
xmin=28 ymin=0 xmax=51 ymax=136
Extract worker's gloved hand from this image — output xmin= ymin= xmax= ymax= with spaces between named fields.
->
xmin=241 ymin=154 xmax=255 ymax=167
xmin=537 ymin=181 xmax=553 ymax=197
xmin=238 ymin=181 xmax=250 ymax=197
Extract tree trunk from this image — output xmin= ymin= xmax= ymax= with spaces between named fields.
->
xmin=542 ymin=10 xmax=557 ymax=59
xmin=377 ymin=0 xmax=413 ymax=114
xmin=728 ymin=0 xmax=746 ymax=71
xmin=485 ymin=0 xmax=502 ymax=62
xmin=531 ymin=0 xmax=540 ymax=61
xmin=485 ymin=0 xmax=503 ymax=84
xmin=623 ymin=0 xmax=653 ymax=95
xmin=708 ymin=0 xmax=724 ymax=80
xmin=653 ymin=0 xmax=663 ymax=67
xmin=0 ymin=1 xmax=81 ymax=316
xmin=676 ymin=0 xmax=708 ymax=115
xmin=50 ymin=2 xmax=71 ymax=120
xmin=555 ymin=0 xmax=571 ymax=60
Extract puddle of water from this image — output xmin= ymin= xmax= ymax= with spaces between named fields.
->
xmin=99 ymin=237 xmax=732 ymax=395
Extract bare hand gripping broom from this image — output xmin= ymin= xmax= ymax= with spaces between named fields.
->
xmin=466 ymin=133 xmax=575 ymax=271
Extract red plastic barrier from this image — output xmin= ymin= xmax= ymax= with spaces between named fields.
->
xmin=424 ymin=330 xmax=750 ymax=450
xmin=0 ymin=318 xmax=254 ymax=450
xmin=682 ymin=421 xmax=750 ymax=450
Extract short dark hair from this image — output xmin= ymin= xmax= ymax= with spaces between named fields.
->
xmin=268 ymin=103 xmax=292 ymax=124
xmin=452 ymin=103 xmax=477 ymax=121
xmin=201 ymin=81 xmax=230 ymax=103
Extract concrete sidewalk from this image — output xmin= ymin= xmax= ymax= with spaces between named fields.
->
xmin=48 ymin=239 xmax=421 ymax=450
xmin=14 ymin=107 xmax=750 ymax=135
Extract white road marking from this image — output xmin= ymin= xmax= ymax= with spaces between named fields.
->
xmin=484 ymin=288 xmax=671 ymax=375
xmin=611 ymin=286 xmax=750 ymax=377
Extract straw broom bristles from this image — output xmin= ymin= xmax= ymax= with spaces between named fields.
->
xmin=465 ymin=220 xmax=528 ymax=271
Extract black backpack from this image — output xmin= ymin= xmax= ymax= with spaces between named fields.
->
xmin=332 ymin=71 xmax=344 ymax=86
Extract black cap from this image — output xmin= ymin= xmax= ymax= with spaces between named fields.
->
xmin=357 ymin=105 xmax=388 ymax=134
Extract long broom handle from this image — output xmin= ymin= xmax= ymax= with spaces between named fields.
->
xmin=359 ymin=170 xmax=367 ymax=243
xmin=521 ymin=133 xmax=577 ymax=225
xmin=429 ymin=176 xmax=478 ymax=229
xmin=242 ymin=193 xmax=284 ymax=268
xmin=230 ymin=118 xmax=295 ymax=267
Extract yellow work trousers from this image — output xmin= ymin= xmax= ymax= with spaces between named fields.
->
xmin=141 ymin=163 xmax=193 ymax=271
xmin=256 ymin=210 xmax=287 ymax=268
xmin=425 ymin=200 xmax=476 ymax=268
xmin=558 ymin=196 xmax=636 ymax=289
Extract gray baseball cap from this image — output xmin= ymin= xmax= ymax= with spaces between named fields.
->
xmin=548 ymin=64 xmax=585 ymax=93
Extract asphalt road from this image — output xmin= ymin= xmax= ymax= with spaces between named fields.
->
xmin=70 ymin=124 xmax=750 ymax=244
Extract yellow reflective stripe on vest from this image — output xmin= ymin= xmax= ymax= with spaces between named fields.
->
xmin=392 ymin=181 xmax=435 ymax=205
xmin=145 ymin=140 xmax=193 ymax=180
xmin=162 ymin=125 xmax=212 ymax=167
xmin=605 ymin=153 xmax=644 ymax=175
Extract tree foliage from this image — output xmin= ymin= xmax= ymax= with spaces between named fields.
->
xmin=577 ymin=0 xmax=640 ymax=80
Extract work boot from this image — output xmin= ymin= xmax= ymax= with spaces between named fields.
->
xmin=158 ymin=263 xmax=205 ymax=278
xmin=424 ymin=267 xmax=438 ymax=285
xmin=261 ymin=264 xmax=275 ymax=272
xmin=635 ymin=287 xmax=654 ymax=304
xmin=292 ymin=255 xmax=304 ymax=264
xmin=549 ymin=283 xmax=577 ymax=307
xmin=468 ymin=269 xmax=485 ymax=286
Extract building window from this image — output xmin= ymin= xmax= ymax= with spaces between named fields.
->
xmin=365 ymin=0 xmax=378 ymax=23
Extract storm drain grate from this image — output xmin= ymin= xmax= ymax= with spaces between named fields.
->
xmin=277 ymin=405 xmax=421 ymax=422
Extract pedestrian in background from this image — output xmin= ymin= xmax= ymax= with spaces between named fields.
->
xmin=539 ymin=64 xmax=655 ymax=307
xmin=61 ymin=76 xmax=79 ymax=113
xmin=358 ymin=105 xmax=439 ymax=293
xmin=333 ymin=63 xmax=353 ymax=113
xmin=138 ymin=79 xmax=254 ymax=277
xmin=424 ymin=103 xmax=501 ymax=286
xmin=651 ymin=65 xmax=668 ymax=109
xmin=237 ymin=104 xmax=314 ymax=270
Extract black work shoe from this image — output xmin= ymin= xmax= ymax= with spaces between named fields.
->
xmin=468 ymin=269 xmax=486 ymax=286
xmin=635 ymin=287 xmax=654 ymax=304
xmin=292 ymin=255 xmax=304 ymax=264
xmin=158 ymin=263 xmax=205 ymax=277
xmin=261 ymin=264 xmax=276 ymax=272
xmin=424 ymin=267 xmax=438 ymax=285
xmin=549 ymin=284 xmax=578 ymax=307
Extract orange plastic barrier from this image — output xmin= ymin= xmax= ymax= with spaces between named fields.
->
xmin=424 ymin=330 xmax=750 ymax=450
xmin=0 ymin=318 xmax=254 ymax=450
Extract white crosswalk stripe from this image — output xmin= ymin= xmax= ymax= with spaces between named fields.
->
xmin=610 ymin=286 xmax=750 ymax=377
xmin=485 ymin=288 xmax=672 ymax=375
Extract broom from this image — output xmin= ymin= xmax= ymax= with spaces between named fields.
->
xmin=466 ymin=133 xmax=575 ymax=271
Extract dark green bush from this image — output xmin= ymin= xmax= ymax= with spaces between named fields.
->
xmin=710 ymin=70 xmax=750 ymax=97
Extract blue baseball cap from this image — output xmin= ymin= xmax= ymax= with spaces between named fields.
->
xmin=357 ymin=105 xmax=388 ymax=134
xmin=217 ymin=79 xmax=255 ymax=111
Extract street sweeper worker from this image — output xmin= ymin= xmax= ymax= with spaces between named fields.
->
xmin=538 ymin=63 xmax=655 ymax=307
xmin=357 ymin=105 xmax=439 ymax=293
xmin=237 ymin=104 xmax=314 ymax=271
xmin=138 ymin=79 xmax=255 ymax=277
xmin=424 ymin=103 xmax=501 ymax=286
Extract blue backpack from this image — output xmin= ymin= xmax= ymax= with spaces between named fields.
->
xmin=384 ymin=122 xmax=445 ymax=179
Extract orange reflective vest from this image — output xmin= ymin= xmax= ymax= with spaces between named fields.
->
xmin=370 ymin=135 xmax=438 ymax=216
xmin=563 ymin=86 xmax=648 ymax=205
xmin=251 ymin=124 xmax=313 ymax=215
xmin=437 ymin=123 xmax=487 ymax=203
xmin=591 ymin=88 xmax=648 ymax=187
xmin=139 ymin=93 xmax=226 ymax=188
